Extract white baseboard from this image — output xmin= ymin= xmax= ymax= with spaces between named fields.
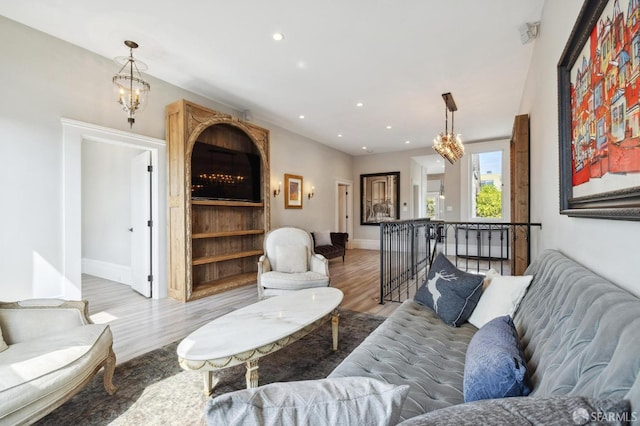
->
xmin=82 ymin=258 xmax=131 ymax=286
xmin=350 ymin=239 xmax=380 ymax=250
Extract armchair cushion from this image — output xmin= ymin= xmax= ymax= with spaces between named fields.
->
xmin=0 ymin=325 xmax=110 ymax=392
xmin=260 ymin=271 xmax=330 ymax=290
xmin=275 ymin=245 xmax=308 ymax=273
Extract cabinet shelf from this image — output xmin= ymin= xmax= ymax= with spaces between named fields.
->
xmin=190 ymin=272 xmax=257 ymax=300
xmin=192 ymin=229 xmax=264 ymax=239
xmin=192 ymin=249 xmax=263 ymax=266
xmin=192 ymin=199 xmax=264 ymax=207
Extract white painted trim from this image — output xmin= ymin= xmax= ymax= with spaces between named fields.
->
xmin=61 ymin=118 xmax=165 ymax=147
xmin=62 ymin=118 xmax=166 ymax=300
xmin=351 ymin=239 xmax=380 ymax=250
xmin=459 ymin=139 xmax=511 ymax=222
xmin=82 ymin=258 xmax=132 ymax=286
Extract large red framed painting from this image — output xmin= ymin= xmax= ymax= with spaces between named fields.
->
xmin=559 ymin=0 xmax=640 ymax=220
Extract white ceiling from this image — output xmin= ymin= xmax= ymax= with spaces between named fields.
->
xmin=0 ymin=0 xmax=545 ymax=156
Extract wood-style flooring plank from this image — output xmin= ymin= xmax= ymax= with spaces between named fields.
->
xmin=82 ymin=248 xmax=403 ymax=365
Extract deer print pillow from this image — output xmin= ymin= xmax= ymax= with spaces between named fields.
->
xmin=415 ymin=253 xmax=484 ymax=327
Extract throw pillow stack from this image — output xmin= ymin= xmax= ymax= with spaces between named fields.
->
xmin=415 ymin=253 xmax=535 ymax=403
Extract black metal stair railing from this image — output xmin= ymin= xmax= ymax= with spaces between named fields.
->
xmin=379 ymin=220 xmax=542 ymax=304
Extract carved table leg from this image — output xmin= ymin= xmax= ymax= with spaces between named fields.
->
xmin=332 ymin=309 xmax=340 ymax=351
xmin=246 ymin=359 xmax=259 ymax=388
xmin=203 ymin=371 xmax=220 ymax=396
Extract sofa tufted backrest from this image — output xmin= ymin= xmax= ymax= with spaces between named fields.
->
xmin=515 ymin=250 xmax=640 ymax=419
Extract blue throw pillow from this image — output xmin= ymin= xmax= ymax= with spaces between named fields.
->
xmin=463 ymin=315 xmax=532 ymax=402
xmin=415 ymin=253 xmax=484 ymax=327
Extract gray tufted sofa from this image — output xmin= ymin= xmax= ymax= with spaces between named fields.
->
xmin=328 ymin=249 xmax=640 ymax=423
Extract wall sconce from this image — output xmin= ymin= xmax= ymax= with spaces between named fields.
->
xmin=273 ymin=181 xmax=281 ymax=197
xmin=308 ymin=186 xmax=315 ymax=199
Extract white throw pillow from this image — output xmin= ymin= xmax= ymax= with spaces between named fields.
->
xmin=275 ymin=245 xmax=308 ymax=273
xmin=0 ymin=326 xmax=8 ymax=352
xmin=468 ymin=275 xmax=534 ymax=329
xmin=483 ymin=268 xmax=501 ymax=290
xmin=314 ymin=231 xmax=332 ymax=247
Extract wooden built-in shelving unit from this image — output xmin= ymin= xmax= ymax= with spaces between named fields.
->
xmin=166 ymin=100 xmax=270 ymax=302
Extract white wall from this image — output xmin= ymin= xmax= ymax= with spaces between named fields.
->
xmin=520 ymin=0 xmax=640 ymax=296
xmin=0 ymin=16 xmax=352 ymax=301
xmin=352 ymin=147 xmax=434 ymax=246
xmin=265 ymin=124 xmax=353 ymax=232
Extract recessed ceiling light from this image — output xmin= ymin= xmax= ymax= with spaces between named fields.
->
xmin=338 ymin=134 xmax=343 ymax=138
xmin=386 ymin=125 xmax=392 ymax=129
xmin=356 ymin=102 xmax=364 ymax=107
xmin=299 ymin=115 xmax=305 ymax=119
xmin=362 ymin=146 xmax=367 ymax=150
xmin=273 ymin=33 xmax=285 ymax=41
xmin=405 ymin=140 xmax=411 ymax=144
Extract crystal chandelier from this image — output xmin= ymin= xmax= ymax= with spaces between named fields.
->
xmin=112 ymin=40 xmax=151 ymax=128
xmin=433 ymin=92 xmax=464 ymax=164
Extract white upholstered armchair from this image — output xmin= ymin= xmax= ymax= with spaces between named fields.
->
xmin=257 ymin=227 xmax=330 ymax=299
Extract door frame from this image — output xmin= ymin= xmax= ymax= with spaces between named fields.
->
xmin=62 ymin=118 xmax=166 ymax=300
xmin=334 ymin=179 xmax=353 ymax=248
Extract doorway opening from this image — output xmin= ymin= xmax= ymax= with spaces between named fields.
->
xmin=62 ymin=119 xmax=166 ymax=300
xmin=335 ymin=180 xmax=353 ymax=248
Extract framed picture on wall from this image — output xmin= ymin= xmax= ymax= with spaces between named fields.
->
xmin=285 ymin=173 xmax=303 ymax=209
xmin=360 ymin=171 xmax=400 ymax=225
xmin=558 ymin=0 xmax=640 ymax=220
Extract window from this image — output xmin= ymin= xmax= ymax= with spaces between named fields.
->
xmin=471 ymin=150 xmax=503 ymax=219
xmin=460 ymin=140 xmax=510 ymax=222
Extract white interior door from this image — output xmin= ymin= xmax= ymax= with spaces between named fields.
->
xmin=131 ymin=151 xmax=152 ymax=297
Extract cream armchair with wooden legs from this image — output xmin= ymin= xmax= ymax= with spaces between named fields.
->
xmin=257 ymin=227 xmax=330 ymax=299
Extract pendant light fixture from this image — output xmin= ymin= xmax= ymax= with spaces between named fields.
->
xmin=112 ymin=40 xmax=151 ymax=128
xmin=433 ymin=92 xmax=464 ymax=164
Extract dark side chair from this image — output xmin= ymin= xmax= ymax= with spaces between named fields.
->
xmin=311 ymin=232 xmax=349 ymax=262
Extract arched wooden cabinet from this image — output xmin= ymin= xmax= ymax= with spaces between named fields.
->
xmin=166 ymin=100 xmax=270 ymax=302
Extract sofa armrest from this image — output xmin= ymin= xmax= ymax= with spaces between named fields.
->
xmin=310 ymin=253 xmax=330 ymax=277
xmin=0 ymin=299 xmax=93 ymax=345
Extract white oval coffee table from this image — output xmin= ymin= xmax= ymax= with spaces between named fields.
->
xmin=177 ymin=287 xmax=344 ymax=395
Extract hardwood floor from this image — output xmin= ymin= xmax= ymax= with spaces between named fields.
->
xmin=83 ymin=248 xmax=401 ymax=365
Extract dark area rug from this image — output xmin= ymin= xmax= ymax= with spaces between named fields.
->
xmin=36 ymin=309 xmax=385 ymax=426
